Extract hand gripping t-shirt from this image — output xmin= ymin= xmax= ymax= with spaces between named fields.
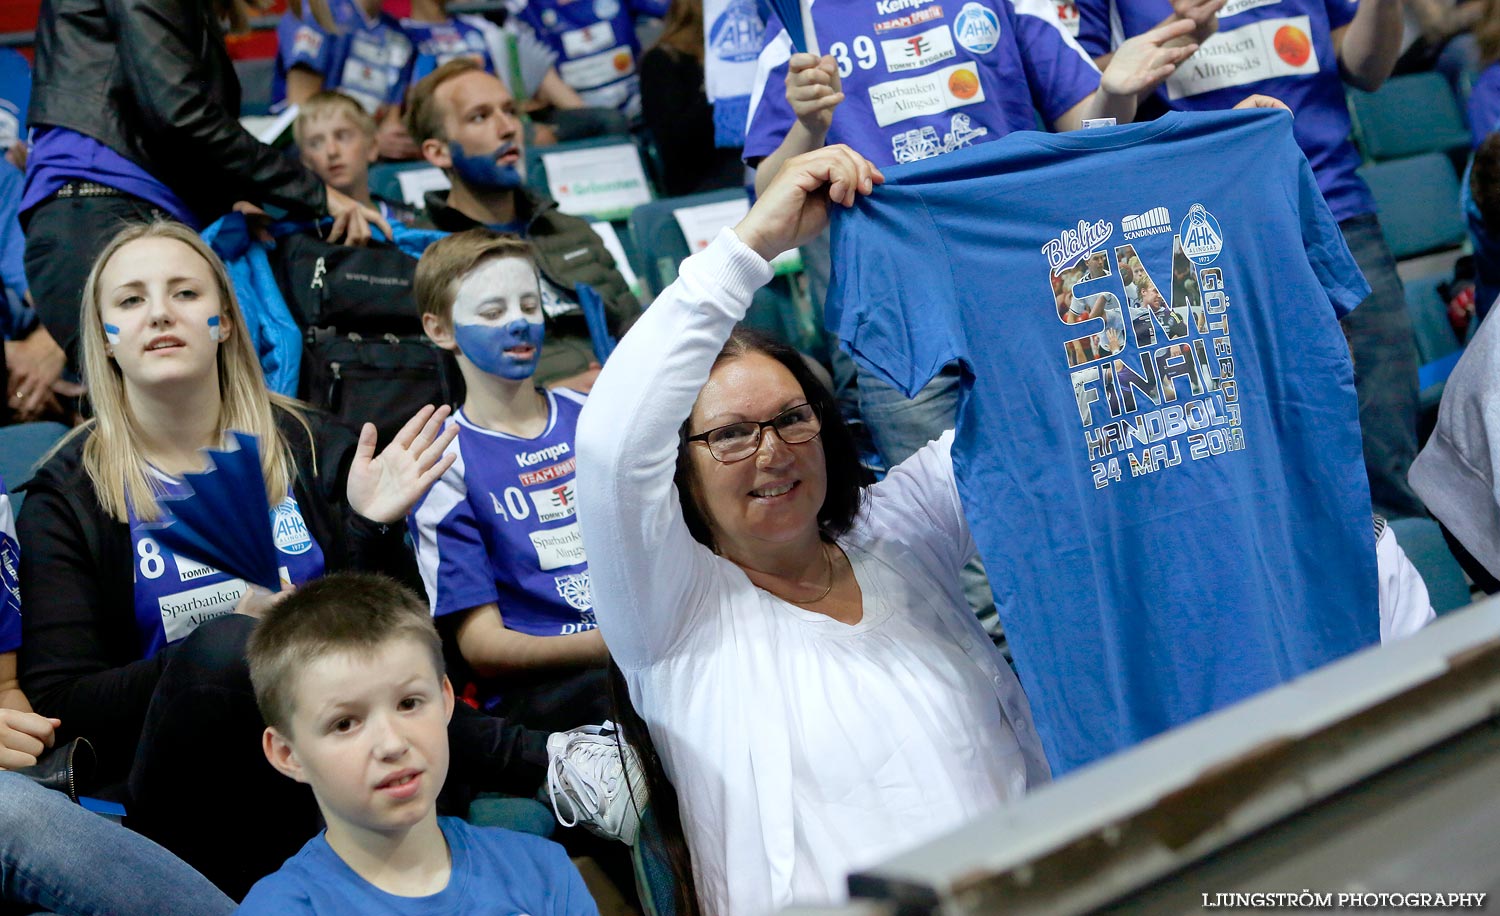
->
xmin=827 ymin=108 xmax=1379 ymax=774
xmin=128 ymin=479 xmax=326 ymax=659
xmin=0 ymin=486 xmax=19 ymax=655
xmin=409 ymin=393 xmax=595 ymax=640
xmin=274 ymin=0 xmax=415 ymax=114
xmin=237 ymin=817 xmax=599 ymax=916
xmin=743 ymin=0 xmax=1100 ymax=168
xmin=506 ymin=0 xmax=671 ymax=118
xmin=1074 ymin=0 xmax=1373 ymax=223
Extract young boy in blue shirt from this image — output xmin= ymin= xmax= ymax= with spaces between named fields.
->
xmin=241 ymin=572 xmax=598 ymax=914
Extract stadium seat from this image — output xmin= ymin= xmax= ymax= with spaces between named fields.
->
xmin=1404 ymin=273 xmax=1464 ymax=411
xmin=1348 ymin=72 xmax=1470 ymax=161
xmin=1358 ymin=153 xmax=1467 ymax=259
xmin=1389 ymin=516 xmax=1473 ymax=614
xmin=0 ymin=421 xmax=70 ymax=512
xmin=234 ymin=57 xmax=276 ymax=118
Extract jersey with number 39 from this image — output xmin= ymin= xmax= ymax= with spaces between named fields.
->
xmin=743 ymin=0 xmax=1100 ymax=168
xmin=408 ymin=392 xmax=595 ymax=639
xmin=1075 ymin=0 xmax=1372 ymax=222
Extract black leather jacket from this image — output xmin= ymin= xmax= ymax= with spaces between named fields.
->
xmin=29 ymin=0 xmax=326 ymax=222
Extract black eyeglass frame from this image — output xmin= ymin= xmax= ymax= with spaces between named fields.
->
xmin=686 ymin=402 xmax=824 ymax=463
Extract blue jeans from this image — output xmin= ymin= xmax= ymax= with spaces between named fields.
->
xmin=857 ymin=365 xmax=1004 ymax=647
xmin=0 ymin=773 xmax=234 ymax=916
xmin=1340 ymin=213 xmax=1425 ymax=518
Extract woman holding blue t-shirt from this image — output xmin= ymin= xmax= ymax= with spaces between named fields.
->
xmin=16 ymin=221 xmax=546 ymax=901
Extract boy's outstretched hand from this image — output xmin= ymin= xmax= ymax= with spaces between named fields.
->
xmin=734 ymin=145 xmax=884 ymax=262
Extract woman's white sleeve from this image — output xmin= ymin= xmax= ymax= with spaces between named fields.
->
xmin=576 ymin=228 xmax=774 ymax=670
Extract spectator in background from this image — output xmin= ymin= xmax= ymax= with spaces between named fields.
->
xmin=1468 ymin=0 xmax=1500 ymax=147
xmin=405 ymin=60 xmax=640 ymax=392
xmin=1395 ymin=0 xmax=1482 ymax=95
xmin=274 ymin=0 xmax=416 ymax=159
xmin=3 ymin=159 xmax=75 ymax=426
xmin=0 ymin=48 xmax=29 ymax=171
xmin=296 ymin=91 xmax=417 ymax=224
xmin=508 ymin=0 xmax=670 ymax=122
xmin=401 ymin=0 xmax=626 ymax=148
xmin=1078 ymin=0 xmax=1427 ymax=521
xmin=1466 ymin=132 xmax=1500 ymax=320
xmin=23 ymin=0 xmax=389 ymax=381
xmin=641 ymin=0 xmax=746 ymax=196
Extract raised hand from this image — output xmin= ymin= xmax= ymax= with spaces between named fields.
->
xmin=735 ymin=145 xmax=883 ymax=261
xmin=346 ymin=404 xmax=460 ymax=525
xmin=786 ymin=53 xmax=844 ymax=140
xmin=1171 ymin=0 xmax=1225 ymax=43
xmin=1101 ymin=19 xmax=1201 ymax=99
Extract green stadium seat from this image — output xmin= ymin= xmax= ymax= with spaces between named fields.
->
xmin=1358 ymin=153 xmax=1466 ymax=258
xmin=1348 ymin=72 xmax=1470 ymax=161
xmin=1389 ymin=516 xmax=1473 ymax=614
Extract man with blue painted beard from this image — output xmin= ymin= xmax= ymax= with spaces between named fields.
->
xmin=406 ymin=59 xmax=639 ymax=392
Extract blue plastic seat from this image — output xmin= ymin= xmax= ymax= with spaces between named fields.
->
xmin=0 ymin=422 xmax=70 ymax=513
xmin=1403 ymin=273 xmax=1464 ymax=412
xmin=1348 ymin=72 xmax=1471 ymax=161
xmin=1389 ymin=516 xmax=1472 ymax=613
xmin=1358 ymin=153 xmax=1467 ymax=259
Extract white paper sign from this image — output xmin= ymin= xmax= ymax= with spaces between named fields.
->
xmin=587 ymin=220 xmax=641 ymax=294
xmin=672 ymin=199 xmax=802 ymax=274
xmin=542 ymin=144 xmax=653 ymax=220
xmin=395 ymin=167 xmax=452 ymax=209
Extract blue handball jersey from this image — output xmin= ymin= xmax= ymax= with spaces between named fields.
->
xmin=273 ymin=0 xmax=414 ymax=114
xmin=401 ymin=17 xmax=496 ymax=84
xmin=409 ymin=392 xmax=596 ymax=640
xmin=743 ymin=0 xmax=1100 ymax=168
xmin=1075 ymin=0 xmax=1373 ymax=222
xmin=0 ymin=484 xmax=19 ymax=655
xmin=128 ymin=481 xmax=326 ymax=659
xmin=827 ymin=109 xmax=1379 ymax=774
xmin=507 ymin=0 xmax=669 ymax=117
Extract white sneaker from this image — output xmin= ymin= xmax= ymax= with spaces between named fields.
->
xmin=545 ymin=721 xmax=649 ymax=846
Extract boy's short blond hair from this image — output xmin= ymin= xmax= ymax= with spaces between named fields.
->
xmin=293 ymin=91 xmax=378 ymax=149
xmin=415 ymin=229 xmax=539 ymax=328
xmin=247 ymin=573 xmax=444 ymax=735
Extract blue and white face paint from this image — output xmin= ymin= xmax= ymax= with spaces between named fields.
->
xmin=207 ymin=315 xmax=222 ymax=342
xmin=451 ymin=257 xmax=545 ymax=381
xmin=449 ymin=141 xmax=525 ymax=192
xmin=103 ymin=323 xmax=121 ymax=346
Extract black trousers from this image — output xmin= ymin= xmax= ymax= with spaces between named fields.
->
xmin=21 ymin=193 xmax=170 ymax=374
xmin=125 ymin=615 xmax=548 ymax=901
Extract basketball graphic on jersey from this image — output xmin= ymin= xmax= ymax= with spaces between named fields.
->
xmin=948 ymin=68 xmax=980 ymax=100
xmin=1273 ymin=25 xmax=1311 ymax=67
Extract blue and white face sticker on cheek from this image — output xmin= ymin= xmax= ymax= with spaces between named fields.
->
xmin=207 ymin=315 xmax=223 ymax=342
xmin=104 ymin=323 xmax=121 ymax=345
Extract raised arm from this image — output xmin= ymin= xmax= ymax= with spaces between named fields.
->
xmin=576 ymin=146 xmax=882 ymax=669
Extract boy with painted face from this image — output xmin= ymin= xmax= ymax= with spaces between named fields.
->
xmin=406 ymin=229 xmax=612 ymax=735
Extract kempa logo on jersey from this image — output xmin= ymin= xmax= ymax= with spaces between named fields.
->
xmin=1043 ymin=218 xmax=1113 ymax=271
xmin=882 ymin=25 xmax=957 ymax=72
xmin=874 ymin=5 xmax=944 ymax=32
xmin=515 ymin=442 xmax=572 ymax=467
xmin=876 ymin=0 xmax=940 ymax=16
xmin=1123 ymin=206 xmax=1171 ymax=239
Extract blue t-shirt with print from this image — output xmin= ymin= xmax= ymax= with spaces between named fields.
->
xmin=1075 ymin=0 xmax=1372 ymax=222
xmin=273 ymin=0 xmax=415 ymax=114
xmin=1 ymin=485 xmax=20 ymax=656
xmin=507 ymin=0 xmax=670 ymax=118
xmin=128 ymin=481 xmax=325 ymax=659
xmin=743 ymin=0 xmax=1100 ymax=168
xmin=401 ymin=17 xmax=496 ymax=84
xmin=409 ymin=392 xmax=594 ymax=644
xmin=827 ymin=109 xmax=1379 ymax=774
xmin=238 ymin=817 xmax=599 ymax=916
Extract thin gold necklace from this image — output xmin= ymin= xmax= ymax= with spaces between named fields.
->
xmin=759 ymin=541 xmax=835 ymax=605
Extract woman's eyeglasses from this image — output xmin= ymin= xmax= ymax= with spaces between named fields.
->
xmin=687 ymin=403 xmax=823 ymax=463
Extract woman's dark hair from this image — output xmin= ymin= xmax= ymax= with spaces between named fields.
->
xmin=674 ymin=327 xmax=868 ymax=551
xmin=609 ymin=660 xmax=700 ymax=916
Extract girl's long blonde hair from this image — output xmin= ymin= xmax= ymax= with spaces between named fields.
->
xmin=71 ymin=221 xmax=308 ymax=523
